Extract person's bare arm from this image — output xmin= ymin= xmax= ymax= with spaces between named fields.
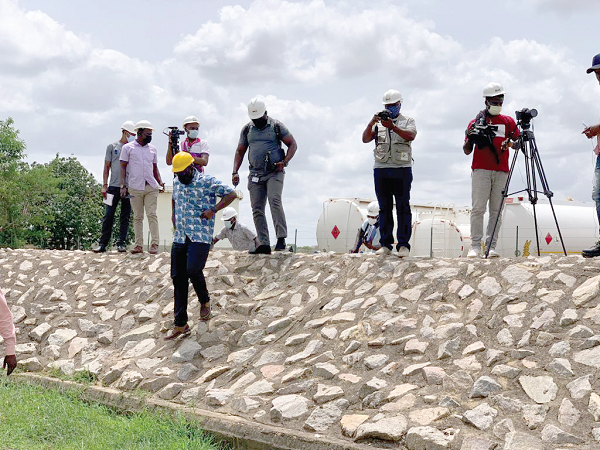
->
xmin=232 ymin=143 xmax=248 ymax=187
xmin=362 ymin=115 xmax=379 ymax=143
xmin=274 ymin=135 xmax=297 ymax=171
xmin=102 ymin=160 xmax=111 ymax=198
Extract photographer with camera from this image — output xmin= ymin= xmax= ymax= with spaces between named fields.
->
xmin=362 ymin=89 xmax=417 ymax=257
xmin=581 ymin=53 xmax=600 ymax=257
xmin=166 ymin=116 xmax=210 ymax=173
xmin=463 ymin=82 xmax=519 ymax=258
xmin=351 ymin=201 xmax=382 ymax=253
xmin=232 ymin=98 xmax=297 ymax=254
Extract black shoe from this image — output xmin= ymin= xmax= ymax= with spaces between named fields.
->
xmin=117 ymin=243 xmax=126 ymax=253
xmin=249 ymin=244 xmax=272 ymax=255
xmin=92 ymin=245 xmax=106 ymax=253
xmin=582 ymin=241 xmax=600 ymax=258
xmin=274 ymin=238 xmax=286 ymax=251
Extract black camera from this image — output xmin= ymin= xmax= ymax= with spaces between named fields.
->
xmin=168 ymin=126 xmax=185 ymax=153
xmin=515 ymin=108 xmax=538 ymax=123
xmin=377 ymin=110 xmax=393 ymax=121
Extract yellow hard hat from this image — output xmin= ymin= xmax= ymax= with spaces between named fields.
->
xmin=172 ymin=152 xmax=194 ymax=173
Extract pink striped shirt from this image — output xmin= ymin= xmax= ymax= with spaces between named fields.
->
xmin=0 ymin=290 xmax=15 ymax=355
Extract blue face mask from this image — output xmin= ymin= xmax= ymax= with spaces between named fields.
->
xmin=385 ymin=103 xmax=401 ymax=118
xmin=187 ymin=129 xmax=199 ymax=139
xmin=126 ymin=134 xmax=135 ymax=143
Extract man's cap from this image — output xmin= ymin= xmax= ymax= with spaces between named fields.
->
xmin=134 ymin=120 xmax=153 ymax=131
xmin=247 ymin=98 xmax=267 ymax=119
xmin=121 ymin=121 xmax=135 ymax=134
xmin=587 ymin=53 xmax=600 ymax=74
xmin=172 ymin=152 xmax=194 ymax=173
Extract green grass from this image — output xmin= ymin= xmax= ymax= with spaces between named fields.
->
xmin=0 ymin=378 xmax=231 ymax=450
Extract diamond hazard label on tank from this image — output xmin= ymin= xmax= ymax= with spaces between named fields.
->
xmin=331 ymin=226 xmax=340 ymax=240
xmin=545 ymin=233 xmax=553 ymax=245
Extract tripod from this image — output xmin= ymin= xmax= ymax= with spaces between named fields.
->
xmin=485 ymin=109 xmax=567 ymax=258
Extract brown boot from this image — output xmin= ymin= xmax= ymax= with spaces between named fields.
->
xmin=164 ymin=324 xmax=190 ymax=341
xmin=200 ymin=303 xmax=212 ymax=321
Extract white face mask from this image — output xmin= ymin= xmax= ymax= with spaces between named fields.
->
xmin=126 ymin=134 xmax=135 ymax=142
xmin=367 ymin=217 xmax=377 ymax=225
xmin=225 ymin=220 xmax=234 ymax=229
xmin=487 ymin=105 xmax=502 ymax=116
xmin=187 ymin=129 xmax=199 ymax=139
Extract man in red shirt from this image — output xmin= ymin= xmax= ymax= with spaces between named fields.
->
xmin=463 ymin=82 xmax=520 ymax=258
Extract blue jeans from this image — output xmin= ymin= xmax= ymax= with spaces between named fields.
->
xmin=593 ymin=155 xmax=600 ymax=226
xmin=171 ymin=238 xmax=210 ymax=327
xmin=374 ymin=167 xmax=412 ymax=250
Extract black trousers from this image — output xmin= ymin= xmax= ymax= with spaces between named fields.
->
xmin=99 ymin=186 xmax=131 ymax=247
xmin=171 ymin=238 xmax=210 ymax=327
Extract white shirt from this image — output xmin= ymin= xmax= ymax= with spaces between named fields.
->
xmin=120 ymin=141 xmax=159 ymax=191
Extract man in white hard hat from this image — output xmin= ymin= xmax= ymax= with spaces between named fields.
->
xmin=0 ymin=290 xmax=16 ymax=376
xmin=165 ymin=152 xmax=237 ymax=340
xmin=582 ymin=53 xmax=600 ymax=257
xmin=232 ymin=98 xmax=297 ymax=254
xmin=212 ymin=206 xmax=258 ymax=252
xmin=362 ymin=89 xmax=417 ymax=258
xmin=463 ymin=82 xmax=519 ymax=258
xmin=166 ymin=116 xmax=210 ymax=173
xmin=351 ymin=201 xmax=382 ymax=253
xmin=92 ymin=121 xmax=136 ymax=253
xmin=120 ymin=120 xmax=165 ymax=254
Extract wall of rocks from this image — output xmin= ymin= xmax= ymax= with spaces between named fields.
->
xmin=3 ymin=248 xmax=600 ymax=449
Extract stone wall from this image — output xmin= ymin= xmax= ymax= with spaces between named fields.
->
xmin=3 ymin=248 xmax=600 ymax=449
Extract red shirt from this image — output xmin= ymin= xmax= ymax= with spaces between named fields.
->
xmin=466 ymin=113 xmax=520 ymax=172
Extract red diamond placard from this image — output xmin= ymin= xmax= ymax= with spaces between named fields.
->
xmin=331 ymin=225 xmax=340 ymax=240
xmin=545 ymin=233 xmax=552 ymax=245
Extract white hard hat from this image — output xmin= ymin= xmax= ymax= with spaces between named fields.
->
xmin=382 ymin=89 xmax=403 ymax=105
xmin=134 ymin=120 xmax=153 ymax=131
xmin=121 ymin=121 xmax=136 ymax=134
xmin=483 ymin=82 xmax=505 ymax=98
xmin=367 ymin=201 xmax=380 ymax=216
xmin=221 ymin=207 xmax=238 ymax=221
xmin=247 ymin=98 xmax=267 ymax=119
xmin=183 ymin=116 xmax=200 ymax=127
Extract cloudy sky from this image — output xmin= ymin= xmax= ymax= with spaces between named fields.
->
xmin=2 ymin=0 xmax=600 ymax=246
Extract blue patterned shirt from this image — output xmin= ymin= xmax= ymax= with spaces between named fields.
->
xmin=173 ymin=170 xmax=235 ymax=244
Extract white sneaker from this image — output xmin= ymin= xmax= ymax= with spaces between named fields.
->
xmin=467 ymin=248 xmax=481 ymax=258
xmin=397 ymin=246 xmax=410 ymax=258
xmin=375 ymin=246 xmax=392 ymax=255
xmin=487 ymin=249 xmax=500 ymax=258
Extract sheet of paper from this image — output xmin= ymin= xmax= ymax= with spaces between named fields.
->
xmin=103 ymin=193 xmax=114 ymax=206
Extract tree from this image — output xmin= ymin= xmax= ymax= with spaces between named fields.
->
xmin=0 ymin=117 xmax=27 ymax=247
xmin=41 ymin=155 xmax=104 ymax=250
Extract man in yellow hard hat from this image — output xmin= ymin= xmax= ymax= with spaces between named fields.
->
xmin=165 ymin=152 xmax=237 ymax=340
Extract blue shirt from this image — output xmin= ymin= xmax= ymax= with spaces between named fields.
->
xmin=173 ymin=170 xmax=235 ymax=244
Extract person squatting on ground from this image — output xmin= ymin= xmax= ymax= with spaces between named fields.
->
xmin=93 ymin=121 xmax=135 ymax=253
xmin=351 ymin=201 xmax=382 ymax=253
xmin=212 ymin=206 xmax=258 ymax=252
xmin=165 ymin=152 xmax=237 ymax=340
xmin=463 ymin=82 xmax=520 ymax=258
xmin=362 ymin=89 xmax=417 ymax=258
xmin=232 ymin=98 xmax=298 ymax=255
xmin=166 ymin=116 xmax=210 ymax=173
xmin=0 ymin=290 xmax=16 ymax=376
xmin=582 ymin=53 xmax=600 ymax=258
xmin=120 ymin=120 xmax=165 ymax=255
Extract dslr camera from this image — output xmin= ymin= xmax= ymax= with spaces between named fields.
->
xmin=168 ymin=126 xmax=185 ymax=153
xmin=515 ymin=108 xmax=538 ymax=123
xmin=377 ymin=110 xmax=393 ymax=121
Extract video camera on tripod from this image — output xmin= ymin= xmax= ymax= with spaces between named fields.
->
xmin=163 ymin=127 xmax=185 ymax=154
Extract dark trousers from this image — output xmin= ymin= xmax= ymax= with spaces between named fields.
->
xmin=99 ymin=186 xmax=131 ymax=247
xmin=171 ymin=238 xmax=210 ymax=327
xmin=374 ymin=167 xmax=413 ymax=250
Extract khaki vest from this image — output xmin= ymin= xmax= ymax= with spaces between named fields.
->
xmin=373 ymin=115 xmax=412 ymax=165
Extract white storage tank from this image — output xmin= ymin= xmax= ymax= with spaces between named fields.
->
xmin=495 ymin=197 xmax=598 ymax=257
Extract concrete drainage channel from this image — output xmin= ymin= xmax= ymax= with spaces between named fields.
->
xmin=16 ymin=374 xmax=374 ymax=450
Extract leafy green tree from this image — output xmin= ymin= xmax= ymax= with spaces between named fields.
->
xmin=0 ymin=118 xmax=28 ymax=247
xmin=42 ymin=155 xmax=104 ymax=249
